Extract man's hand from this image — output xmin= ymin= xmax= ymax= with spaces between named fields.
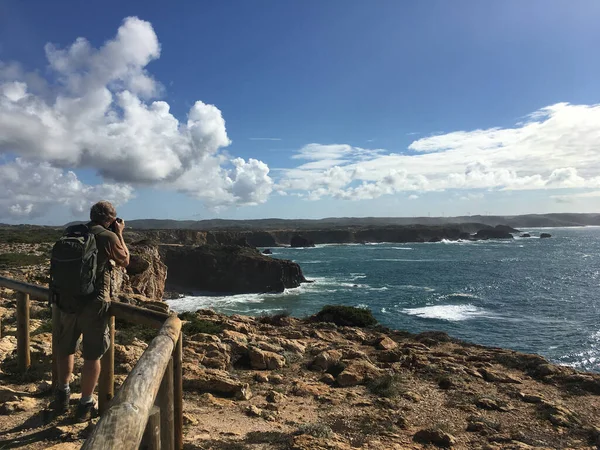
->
xmin=114 ymin=218 xmax=125 ymax=235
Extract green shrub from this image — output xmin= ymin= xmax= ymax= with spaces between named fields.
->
xmin=0 ymin=253 xmax=47 ymax=268
xmin=296 ymin=423 xmax=333 ymax=439
xmin=367 ymin=374 xmax=406 ymax=398
xmin=311 ymin=305 xmax=377 ymax=327
xmin=178 ymin=312 xmax=223 ymax=335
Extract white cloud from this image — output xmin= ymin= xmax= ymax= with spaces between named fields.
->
xmin=0 ymin=16 xmax=272 ymax=219
xmin=280 ymin=103 xmax=600 ymax=201
xmin=0 ymin=159 xmax=134 ymax=219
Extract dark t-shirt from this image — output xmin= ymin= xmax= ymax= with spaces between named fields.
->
xmin=87 ymin=222 xmax=128 ymax=301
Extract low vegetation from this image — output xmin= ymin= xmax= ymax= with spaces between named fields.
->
xmin=0 ymin=253 xmax=47 ymax=268
xmin=367 ymin=374 xmax=406 ymax=398
xmin=311 ymin=305 xmax=378 ymax=327
xmin=178 ymin=311 xmax=224 ymax=335
xmin=0 ymin=227 xmax=63 ymax=244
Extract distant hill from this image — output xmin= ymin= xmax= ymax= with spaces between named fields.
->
xmin=118 ymin=213 xmax=600 ymax=230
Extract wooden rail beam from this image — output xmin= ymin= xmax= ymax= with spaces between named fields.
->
xmin=16 ymin=292 xmax=30 ymax=372
xmin=158 ymin=358 xmax=175 ymax=450
xmin=99 ymin=316 xmax=115 ymax=414
xmin=173 ymin=332 xmax=183 ymax=450
xmin=81 ymin=316 xmax=181 ymax=450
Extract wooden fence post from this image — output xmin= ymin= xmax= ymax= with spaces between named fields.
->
xmin=52 ymin=303 xmax=60 ymax=387
xmin=173 ymin=333 xmax=183 ymax=450
xmin=99 ymin=315 xmax=115 ymax=414
xmin=141 ymin=405 xmax=161 ymax=450
xmin=158 ymin=358 xmax=175 ymax=450
xmin=16 ymin=292 xmax=30 ymax=372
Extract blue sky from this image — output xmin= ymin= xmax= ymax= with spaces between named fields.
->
xmin=2 ymin=1 xmax=600 ymax=224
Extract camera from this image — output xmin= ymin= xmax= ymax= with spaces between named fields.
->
xmin=109 ymin=217 xmax=123 ymax=233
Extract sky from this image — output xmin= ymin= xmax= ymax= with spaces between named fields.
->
xmin=1 ymin=0 xmax=600 ymax=225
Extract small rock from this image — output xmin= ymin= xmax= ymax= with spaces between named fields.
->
xmin=438 ymin=376 xmax=456 ymax=390
xmin=413 ymin=428 xmax=456 ymax=448
xmin=266 ymin=390 xmax=285 ymax=403
xmin=270 ymin=374 xmax=284 ymax=384
xmin=183 ymin=413 xmax=199 ymax=426
xmin=479 ymin=368 xmax=521 ymax=384
xmin=376 ymin=336 xmax=398 ymax=351
xmin=264 ymin=403 xmax=279 ymax=411
xmin=320 ymin=373 xmax=336 ymax=385
xmin=396 ymin=415 xmax=408 ymax=429
xmin=254 ymin=372 xmax=270 ymax=383
xmin=246 ymin=405 xmax=263 ymax=417
xmin=476 ymin=398 xmax=505 ymax=411
xmin=518 ymin=392 xmax=544 ymax=403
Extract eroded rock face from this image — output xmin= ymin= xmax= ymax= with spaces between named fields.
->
xmin=116 ymin=241 xmax=167 ymax=300
xmin=160 ymin=244 xmax=306 ymax=294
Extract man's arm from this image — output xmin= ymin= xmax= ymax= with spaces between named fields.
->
xmin=109 ymin=219 xmax=130 ymax=268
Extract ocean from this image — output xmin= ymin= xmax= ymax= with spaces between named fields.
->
xmin=166 ymin=227 xmax=600 ymax=373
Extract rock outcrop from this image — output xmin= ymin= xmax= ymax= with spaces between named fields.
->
xmin=474 ymin=228 xmax=514 ymax=240
xmin=119 ymin=240 xmax=167 ymax=300
xmin=541 ymin=233 xmax=552 ymax=238
xmin=160 ymin=244 xmax=306 ymax=293
xmin=290 ymin=235 xmax=315 ymax=248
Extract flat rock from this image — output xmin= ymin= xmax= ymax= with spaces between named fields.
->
xmin=336 ymin=360 xmax=383 ymax=387
xmin=249 ymin=346 xmax=286 ymax=370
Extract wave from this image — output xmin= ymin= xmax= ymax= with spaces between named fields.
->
xmin=302 ymin=260 xmax=324 ymax=264
xmin=401 ymin=304 xmax=491 ymax=321
xmin=439 ymin=292 xmax=480 ymax=300
xmin=396 ymin=284 xmax=435 ymax=292
xmin=391 ymin=247 xmax=413 ymax=250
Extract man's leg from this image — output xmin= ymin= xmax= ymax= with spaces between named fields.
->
xmin=58 ymin=354 xmax=75 ymax=385
xmin=80 ymin=359 xmax=101 ymax=399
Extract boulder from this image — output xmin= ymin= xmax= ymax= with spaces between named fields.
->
xmin=290 ymin=235 xmax=315 ymax=248
xmin=413 ymin=428 xmax=456 ymax=448
xmin=336 ymin=360 xmax=383 ymax=387
xmin=375 ymin=336 xmax=397 ymax=351
xmin=520 ymin=233 xmax=531 ymax=238
xmin=248 ymin=346 xmax=286 ymax=370
xmin=161 ymin=244 xmax=306 ymax=293
xmin=311 ymin=349 xmax=343 ymax=372
xmin=262 ymin=249 xmax=273 ymax=255
xmin=183 ymin=367 xmax=252 ymax=400
xmin=540 ymin=233 xmax=552 ymax=239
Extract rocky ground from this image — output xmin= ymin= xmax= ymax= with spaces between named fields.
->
xmin=0 ymin=241 xmax=599 ymax=449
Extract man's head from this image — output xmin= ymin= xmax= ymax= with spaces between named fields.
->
xmin=90 ymin=201 xmax=117 ymax=227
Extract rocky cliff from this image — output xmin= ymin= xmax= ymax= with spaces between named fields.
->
xmin=124 ymin=223 xmax=519 ymax=248
xmin=159 ymin=244 xmax=306 ymax=294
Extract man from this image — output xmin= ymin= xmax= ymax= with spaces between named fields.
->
xmin=54 ymin=201 xmax=129 ymax=421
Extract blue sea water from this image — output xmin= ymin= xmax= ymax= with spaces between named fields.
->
xmin=167 ymin=227 xmax=600 ymax=373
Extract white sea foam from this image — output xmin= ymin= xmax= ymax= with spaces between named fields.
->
xmin=392 ymin=247 xmax=413 ymax=250
xmin=440 ymin=293 xmax=480 ymax=300
xmin=302 ymin=260 xmax=324 ymax=264
xmin=401 ymin=304 xmax=490 ymax=321
xmin=341 ymin=282 xmax=370 ymax=288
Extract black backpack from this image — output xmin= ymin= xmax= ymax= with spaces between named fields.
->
xmin=50 ymin=224 xmax=102 ymax=313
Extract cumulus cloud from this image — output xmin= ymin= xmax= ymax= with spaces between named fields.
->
xmin=280 ymin=103 xmax=600 ymax=201
xmin=0 ymin=159 xmax=134 ymax=219
xmin=0 ymin=17 xmax=272 ymax=219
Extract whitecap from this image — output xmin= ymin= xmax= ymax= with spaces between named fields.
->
xmin=440 ymin=293 xmax=480 ymax=300
xmin=401 ymin=304 xmax=491 ymax=321
xmin=392 ymin=247 xmax=413 ymax=250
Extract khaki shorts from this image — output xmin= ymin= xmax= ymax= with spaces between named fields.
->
xmin=57 ymin=301 xmax=110 ymax=360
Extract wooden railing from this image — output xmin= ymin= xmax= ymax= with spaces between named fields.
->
xmin=0 ymin=275 xmax=184 ymax=450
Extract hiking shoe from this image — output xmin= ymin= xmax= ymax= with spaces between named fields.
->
xmin=76 ymin=400 xmax=98 ymax=422
xmin=53 ymin=389 xmax=70 ymax=414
